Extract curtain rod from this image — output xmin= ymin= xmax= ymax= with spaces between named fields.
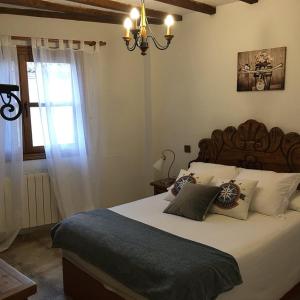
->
xmin=11 ymin=36 xmax=106 ymax=47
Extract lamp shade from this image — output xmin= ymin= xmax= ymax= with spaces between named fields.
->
xmin=153 ymin=149 xmax=175 ymax=178
xmin=153 ymin=158 xmax=164 ymax=171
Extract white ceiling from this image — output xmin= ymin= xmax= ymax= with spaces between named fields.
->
xmin=1 ymin=0 xmax=240 ymax=16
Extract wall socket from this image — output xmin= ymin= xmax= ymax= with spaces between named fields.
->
xmin=184 ymin=145 xmax=191 ymax=153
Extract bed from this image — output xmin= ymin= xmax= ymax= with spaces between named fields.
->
xmin=58 ymin=119 xmax=300 ymax=300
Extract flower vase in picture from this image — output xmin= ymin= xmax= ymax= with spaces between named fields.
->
xmin=237 ymin=47 xmax=286 ymax=92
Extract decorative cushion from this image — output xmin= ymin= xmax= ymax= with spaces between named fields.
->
xmin=163 ymin=183 xmax=221 ymax=221
xmin=210 ymin=178 xmax=258 ymax=220
xmin=237 ymin=168 xmax=300 ymax=216
xmin=164 ymin=169 xmax=213 ymax=202
xmin=289 ymin=191 xmax=300 ymax=212
xmin=188 ymin=162 xmax=238 ymax=184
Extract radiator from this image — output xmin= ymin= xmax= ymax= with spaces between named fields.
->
xmin=22 ymin=173 xmax=59 ymax=228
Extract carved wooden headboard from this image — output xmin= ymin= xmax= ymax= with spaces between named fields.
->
xmin=189 ymin=119 xmax=300 ymax=173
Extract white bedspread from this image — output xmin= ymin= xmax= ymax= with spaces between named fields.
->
xmin=64 ymin=193 xmax=300 ymax=300
xmin=109 ymin=193 xmax=300 ymax=300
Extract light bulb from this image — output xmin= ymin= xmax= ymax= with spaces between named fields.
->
xmin=130 ymin=7 xmax=140 ymax=20
xmin=164 ymin=15 xmax=174 ymax=27
xmin=123 ymin=17 xmax=133 ymax=30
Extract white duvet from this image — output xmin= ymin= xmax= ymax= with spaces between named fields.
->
xmin=110 ymin=193 xmax=300 ymax=300
xmin=65 ymin=193 xmax=300 ymax=300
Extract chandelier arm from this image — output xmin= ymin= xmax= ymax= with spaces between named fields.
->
xmin=145 ymin=17 xmax=163 ymax=47
xmin=146 ymin=18 xmax=171 ymax=50
xmin=127 ymin=43 xmax=137 ymax=51
xmin=137 ymin=36 xmax=143 ymax=47
xmin=126 ymin=38 xmax=138 ymax=51
xmin=149 ymin=35 xmax=170 ymax=50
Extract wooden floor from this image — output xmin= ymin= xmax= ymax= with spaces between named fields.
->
xmin=0 ymin=228 xmax=68 ymax=300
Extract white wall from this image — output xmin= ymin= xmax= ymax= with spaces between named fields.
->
xmin=151 ymin=0 xmax=300 ymax=175
xmin=0 ymin=15 xmax=151 ymax=207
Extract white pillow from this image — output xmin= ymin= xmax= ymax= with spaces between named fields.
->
xmin=188 ymin=162 xmax=238 ymax=183
xmin=164 ymin=169 xmax=213 ymax=202
xmin=289 ymin=191 xmax=300 ymax=212
xmin=210 ymin=178 xmax=258 ymax=220
xmin=237 ymin=168 xmax=300 ymax=216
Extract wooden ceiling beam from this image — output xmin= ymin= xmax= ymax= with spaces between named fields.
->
xmin=240 ymin=0 xmax=258 ymax=3
xmin=0 ymin=0 xmax=165 ymax=22
xmin=66 ymin=0 xmax=182 ymax=21
xmin=0 ymin=0 xmax=103 ymax=17
xmin=0 ymin=7 xmax=162 ymax=25
xmin=153 ymin=0 xmax=216 ymax=15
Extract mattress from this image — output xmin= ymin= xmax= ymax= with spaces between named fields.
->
xmin=63 ymin=193 xmax=300 ymax=300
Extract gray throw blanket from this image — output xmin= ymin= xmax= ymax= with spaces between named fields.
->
xmin=51 ymin=209 xmax=242 ymax=300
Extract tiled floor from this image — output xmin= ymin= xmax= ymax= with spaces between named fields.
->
xmin=0 ymin=229 xmax=67 ymax=300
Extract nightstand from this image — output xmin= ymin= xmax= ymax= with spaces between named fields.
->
xmin=150 ymin=178 xmax=176 ymax=195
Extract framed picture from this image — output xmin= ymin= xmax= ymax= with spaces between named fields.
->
xmin=237 ymin=47 xmax=286 ymax=92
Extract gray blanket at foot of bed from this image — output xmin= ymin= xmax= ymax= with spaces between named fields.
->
xmin=51 ymin=209 xmax=242 ymax=300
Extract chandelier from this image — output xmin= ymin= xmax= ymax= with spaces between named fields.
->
xmin=122 ymin=0 xmax=175 ymax=56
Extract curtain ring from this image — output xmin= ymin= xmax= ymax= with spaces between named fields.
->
xmin=0 ymin=35 xmax=10 ymax=46
xmin=79 ymin=40 xmax=84 ymax=51
xmin=68 ymin=40 xmax=74 ymax=49
xmin=43 ymin=38 xmax=49 ymax=49
xmin=36 ymin=38 xmax=42 ymax=48
xmin=95 ymin=41 xmax=100 ymax=53
xmin=58 ymin=39 xmax=64 ymax=50
xmin=31 ymin=37 xmax=37 ymax=49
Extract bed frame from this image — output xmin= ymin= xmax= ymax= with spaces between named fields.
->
xmin=63 ymin=119 xmax=300 ymax=300
xmin=189 ymin=119 xmax=300 ymax=172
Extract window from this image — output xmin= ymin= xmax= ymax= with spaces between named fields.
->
xmin=18 ymin=46 xmax=45 ymax=160
xmin=17 ymin=46 xmax=76 ymax=160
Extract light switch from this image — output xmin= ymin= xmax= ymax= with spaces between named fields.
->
xmin=184 ymin=145 xmax=191 ymax=153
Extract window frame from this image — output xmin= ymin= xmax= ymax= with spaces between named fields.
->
xmin=17 ymin=46 xmax=46 ymax=160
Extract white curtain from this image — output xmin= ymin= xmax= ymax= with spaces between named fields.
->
xmin=74 ymin=47 xmax=104 ymax=208
xmin=0 ymin=36 xmax=23 ymax=252
xmin=32 ymin=38 xmax=101 ymax=218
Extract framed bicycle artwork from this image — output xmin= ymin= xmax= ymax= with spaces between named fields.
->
xmin=237 ymin=47 xmax=286 ymax=92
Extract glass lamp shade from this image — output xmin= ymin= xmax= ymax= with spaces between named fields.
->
xmin=153 ymin=149 xmax=175 ymax=178
xmin=130 ymin=7 xmax=140 ymax=20
xmin=164 ymin=15 xmax=174 ymax=27
xmin=123 ymin=17 xmax=133 ymax=30
xmin=153 ymin=157 xmax=165 ymax=171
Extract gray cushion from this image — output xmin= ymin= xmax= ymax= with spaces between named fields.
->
xmin=163 ymin=183 xmax=221 ymax=221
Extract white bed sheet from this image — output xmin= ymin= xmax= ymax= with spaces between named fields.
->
xmin=64 ymin=193 xmax=300 ymax=300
